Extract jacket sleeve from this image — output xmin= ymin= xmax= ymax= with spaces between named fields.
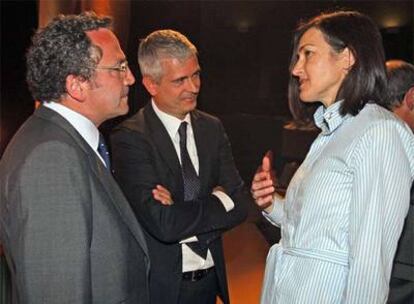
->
xmin=196 ymin=119 xmax=248 ymax=244
xmin=10 ymin=142 xmax=92 ymax=303
xmin=110 ymin=122 xmax=247 ymax=244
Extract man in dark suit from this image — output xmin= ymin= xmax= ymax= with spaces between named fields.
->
xmin=386 ymin=59 xmax=414 ymax=303
xmin=111 ymin=30 xmax=247 ymax=304
xmin=0 ymin=12 xmax=150 ymax=303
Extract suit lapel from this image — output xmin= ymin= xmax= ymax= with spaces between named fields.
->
xmin=88 ymin=159 xmax=150 ymax=264
xmin=35 ymin=107 xmax=150 ymax=262
xmin=144 ymin=103 xmax=183 ymax=179
xmin=191 ymin=111 xmax=210 ymax=193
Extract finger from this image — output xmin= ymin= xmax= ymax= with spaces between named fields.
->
xmin=252 ymin=186 xmax=275 ymax=200
xmin=155 ymin=185 xmax=172 ymax=199
xmin=251 ymin=179 xmax=274 ymax=191
xmin=253 ymin=171 xmax=271 ymax=182
xmin=255 ymin=194 xmax=274 ymax=208
xmin=156 ymin=184 xmax=170 ymax=194
xmin=152 ymin=189 xmax=172 ymax=205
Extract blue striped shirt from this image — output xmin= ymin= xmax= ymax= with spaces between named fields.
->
xmin=261 ymin=102 xmax=414 ymax=303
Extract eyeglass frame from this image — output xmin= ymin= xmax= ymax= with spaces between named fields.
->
xmin=95 ymin=60 xmax=129 ymax=73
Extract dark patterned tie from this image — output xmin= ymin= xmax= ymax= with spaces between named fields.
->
xmin=178 ymin=122 xmax=200 ymax=201
xmin=178 ymin=122 xmax=207 ymax=258
xmin=97 ymin=133 xmax=111 ymax=171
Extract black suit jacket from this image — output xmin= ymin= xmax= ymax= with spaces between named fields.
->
xmin=390 ymin=184 xmax=414 ymax=282
xmin=0 ymin=106 xmax=150 ymax=303
xmin=111 ymin=103 xmax=247 ymax=304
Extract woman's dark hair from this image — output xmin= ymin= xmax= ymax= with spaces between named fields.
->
xmin=288 ymin=11 xmax=387 ymax=122
xmin=26 ymin=11 xmax=111 ymax=102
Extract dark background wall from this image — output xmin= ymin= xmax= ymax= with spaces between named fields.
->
xmin=125 ymin=1 xmax=413 ymax=116
xmin=1 ymin=0 xmax=413 ymax=180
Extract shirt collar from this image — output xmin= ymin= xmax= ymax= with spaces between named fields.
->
xmin=313 ymin=100 xmax=350 ymax=135
xmin=43 ymin=101 xmax=100 ymax=150
xmin=151 ymin=99 xmax=191 ymax=139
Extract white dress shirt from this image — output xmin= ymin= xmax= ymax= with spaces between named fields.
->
xmin=43 ymin=102 xmax=107 ymax=167
xmin=152 ymin=100 xmax=234 ymax=272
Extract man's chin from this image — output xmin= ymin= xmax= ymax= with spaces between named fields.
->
xmin=118 ymin=101 xmax=130 ymax=116
xmin=184 ymin=99 xmax=197 ymax=109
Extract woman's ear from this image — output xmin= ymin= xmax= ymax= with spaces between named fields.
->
xmin=341 ymin=47 xmax=355 ymax=72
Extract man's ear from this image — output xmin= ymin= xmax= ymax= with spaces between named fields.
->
xmin=403 ymin=87 xmax=414 ymax=111
xmin=341 ymin=47 xmax=355 ymax=72
xmin=142 ymin=76 xmax=159 ymax=96
xmin=65 ymin=75 xmax=87 ymax=102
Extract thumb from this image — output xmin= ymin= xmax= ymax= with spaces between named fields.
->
xmin=262 ymin=150 xmax=273 ymax=172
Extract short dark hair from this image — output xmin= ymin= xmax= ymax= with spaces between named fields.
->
xmin=386 ymin=60 xmax=414 ymax=109
xmin=26 ymin=11 xmax=112 ymax=102
xmin=288 ymin=11 xmax=387 ymax=122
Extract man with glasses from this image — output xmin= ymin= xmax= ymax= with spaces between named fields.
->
xmin=0 ymin=12 xmax=150 ymax=303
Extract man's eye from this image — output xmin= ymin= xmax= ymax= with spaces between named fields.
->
xmin=119 ymin=63 xmax=128 ymax=72
xmin=173 ymin=78 xmax=184 ymax=85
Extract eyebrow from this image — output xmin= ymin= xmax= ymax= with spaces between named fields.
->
xmin=298 ymin=44 xmax=315 ymax=52
xmin=114 ymin=58 xmax=127 ymax=65
xmin=172 ymin=68 xmax=201 ymax=82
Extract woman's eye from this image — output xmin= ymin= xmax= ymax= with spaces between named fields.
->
xmin=304 ymin=50 xmax=313 ymax=57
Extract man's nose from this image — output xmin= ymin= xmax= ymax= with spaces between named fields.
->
xmin=124 ymin=67 xmax=135 ymax=86
xmin=186 ymin=77 xmax=199 ymax=93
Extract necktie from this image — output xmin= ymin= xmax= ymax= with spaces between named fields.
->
xmin=178 ymin=122 xmax=207 ymax=258
xmin=97 ymin=133 xmax=111 ymax=171
xmin=178 ymin=122 xmax=200 ymax=201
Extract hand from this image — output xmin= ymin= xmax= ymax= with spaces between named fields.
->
xmin=213 ymin=185 xmax=226 ymax=193
xmin=152 ymin=185 xmax=173 ymax=205
xmin=251 ymin=151 xmax=277 ymax=211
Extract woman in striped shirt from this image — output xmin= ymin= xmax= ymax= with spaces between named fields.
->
xmin=251 ymin=11 xmax=414 ymax=303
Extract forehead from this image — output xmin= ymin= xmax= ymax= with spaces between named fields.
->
xmin=86 ymin=28 xmax=124 ymax=62
xmin=298 ymin=27 xmax=329 ymax=49
xmin=160 ymin=56 xmax=200 ymax=77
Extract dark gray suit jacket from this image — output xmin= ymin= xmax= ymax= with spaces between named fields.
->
xmin=111 ymin=103 xmax=248 ymax=304
xmin=390 ymin=184 xmax=414 ymax=282
xmin=0 ymin=106 xmax=150 ymax=303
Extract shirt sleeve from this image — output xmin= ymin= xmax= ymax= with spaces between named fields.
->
xmin=346 ymin=121 xmax=413 ymax=303
xmin=212 ymin=189 xmax=235 ymax=211
xmin=262 ymin=195 xmax=286 ymax=227
xmin=179 ymin=190 xmax=235 ymax=243
xmin=179 ymin=236 xmax=198 ymax=243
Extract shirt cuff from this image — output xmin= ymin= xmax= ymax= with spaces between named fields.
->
xmin=179 ymin=236 xmax=198 ymax=244
xmin=212 ymin=190 xmax=234 ymax=212
xmin=262 ymin=195 xmax=285 ymax=226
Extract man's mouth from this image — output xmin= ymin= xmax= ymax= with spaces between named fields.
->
xmin=182 ymin=95 xmax=197 ymax=102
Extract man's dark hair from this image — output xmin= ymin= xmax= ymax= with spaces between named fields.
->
xmin=26 ymin=11 xmax=111 ymax=102
xmin=386 ymin=60 xmax=414 ymax=110
xmin=288 ymin=11 xmax=387 ymax=123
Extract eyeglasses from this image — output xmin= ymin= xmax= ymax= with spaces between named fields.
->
xmin=95 ymin=61 xmax=129 ymax=73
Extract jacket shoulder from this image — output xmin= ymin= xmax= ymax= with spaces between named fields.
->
xmin=192 ymin=109 xmax=222 ymax=126
xmin=115 ymin=108 xmax=147 ymax=133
